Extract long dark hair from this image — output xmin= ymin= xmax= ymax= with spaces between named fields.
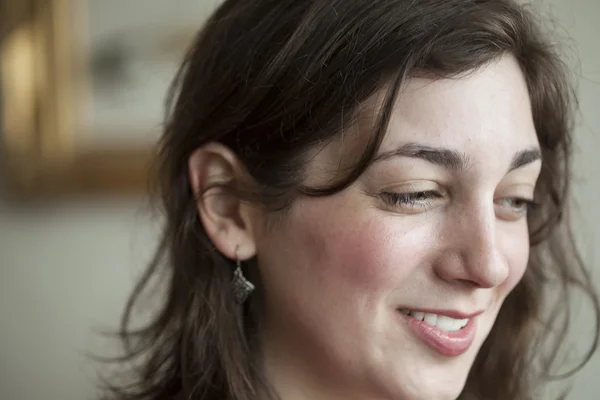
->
xmin=101 ymin=1 xmax=599 ymax=399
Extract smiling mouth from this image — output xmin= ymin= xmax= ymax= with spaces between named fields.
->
xmin=399 ymin=309 xmax=469 ymax=332
xmin=397 ymin=308 xmax=481 ymax=357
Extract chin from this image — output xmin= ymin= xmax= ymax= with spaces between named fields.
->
xmin=380 ymin=360 xmax=471 ymax=400
xmin=397 ymin=383 xmax=466 ymax=400
xmin=421 ymin=386 xmax=465 ymax=400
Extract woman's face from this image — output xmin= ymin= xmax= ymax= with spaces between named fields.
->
xmin=252 ymin=55 xmax=541 ymax=400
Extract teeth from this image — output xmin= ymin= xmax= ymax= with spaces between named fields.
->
xmin=400 ymin=309 xmax=470 ymax=332
xmin=424 ymin=313 xmax=438 ymax=326
xmin=412 ymin=311 xmax=425 ymax=321
xmin=436 ymin=315 xmax=462 ymax=332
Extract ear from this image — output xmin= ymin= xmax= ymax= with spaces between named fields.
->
xmin=188 ymin=142 xmax=258 ymax=261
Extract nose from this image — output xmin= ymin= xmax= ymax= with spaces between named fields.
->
xmin=434 ymin=203 xmax=509 ymax=289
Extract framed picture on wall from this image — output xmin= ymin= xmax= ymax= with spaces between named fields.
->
xmin=0 ymin=0 xmax=219 ymax=198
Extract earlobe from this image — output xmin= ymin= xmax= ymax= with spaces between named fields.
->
xmin=188 ymin=143 xmax=258 ymax=261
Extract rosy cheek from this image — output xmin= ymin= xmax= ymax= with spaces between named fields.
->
xmin=295 ymin=205 xmax=427 ymax=294
xmin=332 ymin=225 xmax=398 ymax=289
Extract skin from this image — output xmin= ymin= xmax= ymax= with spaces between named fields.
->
xmin=191 ymin=55 xmax=542 ymax=400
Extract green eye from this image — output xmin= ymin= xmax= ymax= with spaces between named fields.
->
xmin=494 ymin=197 xmax=539 ymax=221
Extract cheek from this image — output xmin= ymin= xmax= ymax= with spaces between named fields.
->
xmin=325 ymin=223 xmax=399 ymax=291
xmin=292 ymin=201 xmax=431 ymax=296
xmin=498 ymin=224 xmax=531 ymax=294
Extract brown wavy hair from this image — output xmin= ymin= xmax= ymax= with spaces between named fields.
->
xmin=101 ymin=0 xmax=599 ymax=399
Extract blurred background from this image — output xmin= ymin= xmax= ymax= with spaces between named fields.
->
xmin=0 ymin=0 xmax=598 ymax=399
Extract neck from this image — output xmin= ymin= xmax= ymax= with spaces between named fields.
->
xmin=259 ymin=324 xmax=378 ymax=400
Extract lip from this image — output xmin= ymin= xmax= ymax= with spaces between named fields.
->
xmin=400 ymin=308 xmax=485 ymax=320
xmin=398 ymin=309 xmax=482 ymax=357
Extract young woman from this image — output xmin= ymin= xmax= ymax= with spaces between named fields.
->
xmin=103 ymin=1 xmax=599 ymax=399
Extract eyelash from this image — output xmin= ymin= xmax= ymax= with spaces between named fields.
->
xmin=380 ymin=191 xmax=442 ymax=208
xmin=379 ymin=191 xmax=540 ymax=215
xmin=497 ymin=197 xmax=540 ymax=213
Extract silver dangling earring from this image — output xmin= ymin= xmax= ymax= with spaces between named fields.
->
xmin=232 ymin=247 xmax=255 ymax=304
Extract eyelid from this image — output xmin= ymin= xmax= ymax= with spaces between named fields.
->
xmin=495 ymin=184 xmax=536 ymax=201
xmin=380 ymin=180 xmax=445 ymax=194
xmin=377 ymin=180 xmax=448 ymax=214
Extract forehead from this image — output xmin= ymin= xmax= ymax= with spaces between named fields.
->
xmin=304 ymin=55 xmax=539 ymax=183
xmin=382 ymin=55 xmax=539 ymax=157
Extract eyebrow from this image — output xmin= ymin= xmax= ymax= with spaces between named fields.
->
xmin=509 ymin=148 xmax=542 ymax=172
xmin=372 ymin=142 xmax=542 ymax=173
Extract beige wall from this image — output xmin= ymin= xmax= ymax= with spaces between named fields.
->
xmin=1 ymin=1 xmax=598 ymax=399
xmin=0 ymin=199 xmax=159 ymax=399
xmin=543 ymin=1 xmax=600 ymax=398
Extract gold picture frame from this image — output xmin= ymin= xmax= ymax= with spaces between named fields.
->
xmin=0 ymin=0 xmax=204 ymax=199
